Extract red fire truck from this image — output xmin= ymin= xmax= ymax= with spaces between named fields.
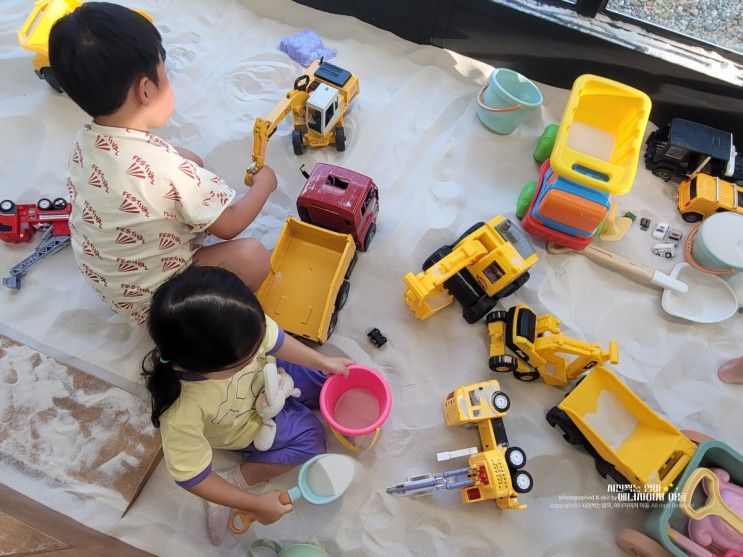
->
xmin=297 ymin=163 xmax=379 ymax=251
xmin=0 ymin=197 xmax=71 ymax=288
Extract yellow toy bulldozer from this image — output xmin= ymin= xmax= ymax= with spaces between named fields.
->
xmin=403 ymin=216 xmax=538 ymax=323
xmin=487 ymin=304 xmax=619 ymax=387
xmin=246 ymin=59 xmax=359 ymax=184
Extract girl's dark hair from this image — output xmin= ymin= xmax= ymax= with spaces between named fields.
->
xmin=49 ymin=2 xmax=166 ymax=117
xmin=142 ymin=266 xmax=267 ymax=427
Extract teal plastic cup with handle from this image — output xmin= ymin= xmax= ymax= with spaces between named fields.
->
xmin=229 ymin=453 xmax=356 ymax=535
xmin=248 ymin=539 xmax=330 ymax=557
xmin=477 ymin=68 xmax=543 ymax=134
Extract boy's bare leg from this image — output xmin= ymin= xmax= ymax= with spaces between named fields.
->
xmin=192 ymin=239 xmax=270 ymax=291
xmin=175 ymin=146 xmax=204 ymax=168
xmin=718 ymin=356 xmax=743 ymax=384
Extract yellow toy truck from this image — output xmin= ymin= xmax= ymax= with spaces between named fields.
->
xmin=677 ymin=173 xmax=743 ymax=223
xmin=246 ymin=59 xmax=359 ymax=183
xmin=487 ymin=304 xmax=619 ymax=387
xmin=403 ymin=216 xmax=538 ymax=323
xmin=546 ymin=365 xmax=696 ymax=493
xmin=256 ymin=217 xmax=356 ymax=344
xmin=17 ymin=0 xmax=152 ymax=92
xmin=387 ymin=380 xmax=533 ymax=510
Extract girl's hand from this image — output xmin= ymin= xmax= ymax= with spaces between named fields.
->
xmin=320 ymin=356 xmax=353 ymax=376
xmin=252 ymin=491 xmax=293 ymax=525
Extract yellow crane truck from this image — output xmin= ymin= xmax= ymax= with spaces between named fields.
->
xmin=403 ymin=216 xmax=539 ymax=323
xmin=245 ymin=59 xmax=359 ymax=184
xmin=387 ymin=380 xmax=533 ymax=510
xmin=487 ymin=304 xmax=619 ymax=387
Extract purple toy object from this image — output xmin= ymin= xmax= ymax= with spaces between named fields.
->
xmin=279 ymin=30 xmax=337 ymax=67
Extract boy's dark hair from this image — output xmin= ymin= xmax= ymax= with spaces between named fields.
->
xmin=49 ymin=2 xmax=166 ymax=117
xmin=142 ymin=266 xmax=267 ymax=427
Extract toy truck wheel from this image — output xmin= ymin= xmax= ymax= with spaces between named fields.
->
xmin=0 ymin=200 xmax=15 ymax=213
xmin=422 ymin=246 xmax=452 ymax=271
xmin=651 ymin=168 xmax=673 ymax=182
xmin=512 ymin=470 xmax=533 ymax=493
xmin=40 ymin=67 xmax=63 ymax=93
xmin=326 ymin=311 xmax=339 ymax=339
xmin=335 ymin=280 xmax=351 ymax=310
xmin=615 ymin=529 xmax=670 ymax=557
xmin=463 ymin=297 xmax=496 ymax=324
xmin=514 ymin=369 xmax=540 ymax=382
xmin=334 ymin=126 xmax=346 ymax=152
xmin=681 ymin=211 xmax=703 ymax=223
xmin=292 ymin=129 xmax=304 ymax=155
xmin=485 ymin=310 xmax=508 ymax=324
xmin=516 ymin=181 xmax=537 ymax=220
xmin=37 ymin=198 xmax=52 ymax=210
xmin=344 ymin=252 xmax=358 ymax=279
xmin=453 ymin=222 xmax=485 ymax=246
xmin=52 ymin=198 xmax=68 ymax=210
xmin=505 ymin=447 xmax=527 ymax=469
xmin=362 ymin=223 xmax=376 ymax=251
xmin=491 ymin=391 xmax=510 ymax=412
xmin=496 ymin=272 xmax=530 ymax=300
xmin=546 ymin=407 xmax=584 ymax=445
xmin=489 ymin=355 xmax=517 ymax=373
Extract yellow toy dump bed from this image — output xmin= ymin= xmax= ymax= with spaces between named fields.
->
xmin=556 ymin=366 xmax=695 ymax=492
xmin=257 ymin=217 xmax=356 ymax=344
xmin=551 ymin=74 xmax=651 ymax=195
xmin=18 ymin=0 xmax=81 ymax=68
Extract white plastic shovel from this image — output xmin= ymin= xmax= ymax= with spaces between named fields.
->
xmin=546 ymin=243 xmax=688 ymax=294
xmin=546 ymin=244 xmax=738 ymax=324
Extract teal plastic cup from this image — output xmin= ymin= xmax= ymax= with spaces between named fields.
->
xmin=691 ymin=212 xmax=743 ymax=272
xmin=477 ymin=68 xmax=543 ymax=134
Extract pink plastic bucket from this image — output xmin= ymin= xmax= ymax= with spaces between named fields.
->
xmin=320 ymin=365 xmax=391 ymax=451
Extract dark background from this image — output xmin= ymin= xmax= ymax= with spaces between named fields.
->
xmin=293 ymin=0 xmax=743 ymax=144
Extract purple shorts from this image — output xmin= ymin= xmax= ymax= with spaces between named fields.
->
xmin=236 ymin=360 xmax=327 ymax=466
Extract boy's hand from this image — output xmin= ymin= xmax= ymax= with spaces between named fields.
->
xmin=320 ymin=356 xmax=354 ymax=376
xmin=252 ymin=491 xmax=293 ymax=525
xmin=252 ymin=165 xmax=277 ymax=193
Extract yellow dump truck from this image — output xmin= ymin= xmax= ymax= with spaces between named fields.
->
xmin=18 ymin=0 xmax=152 ymax=92
xmin=677 ymin=173 xmax=743 ymax=223
xmin=257 ymin=217 xmax=356 ymax=344
xmin=546 ymin=366 xmax=696 ymax=493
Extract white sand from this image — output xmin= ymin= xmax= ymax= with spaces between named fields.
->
xmin=1 ymin=0 xmax=742 ymax=556
xmin=333 ymin=388 xmax=380 ymax=430
xmin=582 ymin=390 xmax=639 ymax=450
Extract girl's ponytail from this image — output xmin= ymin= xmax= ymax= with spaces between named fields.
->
xmin=141 ymin=350 xmax=181 ymax=428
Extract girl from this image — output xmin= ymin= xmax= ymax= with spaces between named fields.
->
xmin=142 ymin=266 xmax=352 ymax=544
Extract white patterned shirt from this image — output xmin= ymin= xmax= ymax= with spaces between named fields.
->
xmin=66 ymin=123 xmax=235 ymax=324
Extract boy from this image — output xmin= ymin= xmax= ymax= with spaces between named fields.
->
xmin=49 ymin=2 xmax=274 ymax=324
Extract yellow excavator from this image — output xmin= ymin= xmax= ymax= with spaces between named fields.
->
xmin=245 ymin=59 xmax=359 ymax=184
xmin=487 ymin=304 xmax=619 ymax=387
